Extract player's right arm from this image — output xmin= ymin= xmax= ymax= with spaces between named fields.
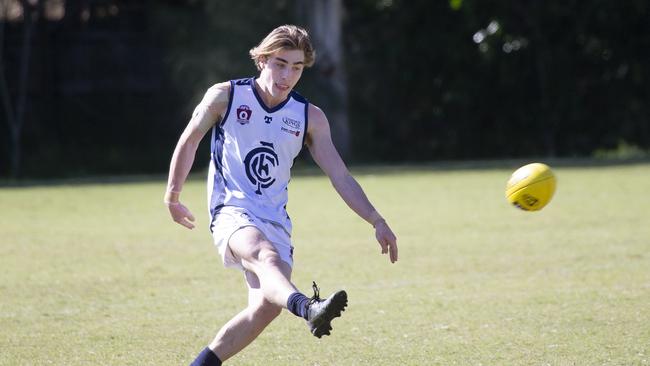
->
xmin=164 ymin=82 xmax=230 ymax=229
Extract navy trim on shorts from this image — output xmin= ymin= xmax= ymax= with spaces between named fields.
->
xmin=209 ymin=204 xmax=225 ymax=233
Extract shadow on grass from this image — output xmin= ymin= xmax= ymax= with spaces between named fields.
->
xmin=2 ymin=158 xmax=649 ymax=188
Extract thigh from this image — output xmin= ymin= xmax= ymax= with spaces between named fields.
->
xmin=245 ymin=256 xmax=292 ymax=310
xmin=244 ymin=262 xmax=292 ymax=305
xmin=260 ymin=221 xmax=294 ymax=268
xmin=228 ymin=225 xmax=277 ymax=263
xmin=244 ymin=261 xmax=293 ymax=290
xmin=211 ymin=207 xmax=261 ymax=270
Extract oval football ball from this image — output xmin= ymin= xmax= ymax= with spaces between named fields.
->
xmin=506 ymin=163 xmax=556 ymax=211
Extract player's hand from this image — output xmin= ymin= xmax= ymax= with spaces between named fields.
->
xmin=374 ymin=220 xmax=398 ymax=263
xmin=166 ymin=201 xmax=196 ymax=229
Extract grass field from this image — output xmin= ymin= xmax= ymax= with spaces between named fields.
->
xmin=1 ymin=162 xmax=649 ymax=365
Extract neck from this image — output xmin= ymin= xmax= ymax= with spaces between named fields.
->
xmin=254 ymin=78 xmax=286 ymax=108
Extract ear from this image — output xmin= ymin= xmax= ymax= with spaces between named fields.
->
xmin=258 ymin=56 xmax=268 ymax=70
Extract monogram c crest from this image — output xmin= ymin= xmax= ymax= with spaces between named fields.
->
xmin=244 ymin=141 xmax=279 ymax=195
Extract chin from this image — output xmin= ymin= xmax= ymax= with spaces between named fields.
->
xmin=273 ymin=85 xmax=291 ymax=96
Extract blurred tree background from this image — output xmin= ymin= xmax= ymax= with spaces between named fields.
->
xmin=1 ymin=0 xmax=649 ymax=178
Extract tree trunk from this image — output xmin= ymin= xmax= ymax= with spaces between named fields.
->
xmin=0 ymin=1 xmax=16 ymax=177
xmin=298 ymin=0 xmax=350 ymax=158
xmin=1 ymin=0 xmax=36 ymax=178
xmin=516 ymin=0 xmax=557 ymax=157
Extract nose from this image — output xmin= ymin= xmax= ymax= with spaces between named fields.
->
xmin=279 ymin=68 xmax=289 ymax=80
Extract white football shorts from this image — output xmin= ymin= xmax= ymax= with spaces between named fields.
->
xmin=210 ymin=206 xmax=294 ymax=270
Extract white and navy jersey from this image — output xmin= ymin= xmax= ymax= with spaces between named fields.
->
xmin=207 ymin=77 xmax=309 ymax=235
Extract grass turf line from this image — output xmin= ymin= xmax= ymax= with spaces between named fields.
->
xmin=1 ymin=162 xmax=649 ymax=365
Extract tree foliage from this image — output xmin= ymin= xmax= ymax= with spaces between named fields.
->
xmin=344 ymin=0 xmax=650 ymax=161
xmin=1 ymin=0 xmax=649 ymax=178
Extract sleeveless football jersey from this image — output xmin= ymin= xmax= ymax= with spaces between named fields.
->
xmin=207 ymin=77 xmax=309 ymax=235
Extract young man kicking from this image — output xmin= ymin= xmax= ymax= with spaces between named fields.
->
xmin=164 ymin=25 xmax=398 ymax=365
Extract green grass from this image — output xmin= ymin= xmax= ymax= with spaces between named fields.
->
xmin=1 ymin=162 xmax=649 ymax=365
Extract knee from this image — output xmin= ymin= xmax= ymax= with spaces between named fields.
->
xmin=256 ymin=246 xmax=283 ymax=268
xmin=240 ymin=245 xmax=284 ymax=277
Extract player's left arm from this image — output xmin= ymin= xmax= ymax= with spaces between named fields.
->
xmin=306 ymin=104 xmax=398 ymax=263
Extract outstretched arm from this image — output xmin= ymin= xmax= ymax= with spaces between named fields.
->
xmin=306 ymin=105 xmax=398 ymax=263
xmin=164 ymin=82 xmax=230 ymax=229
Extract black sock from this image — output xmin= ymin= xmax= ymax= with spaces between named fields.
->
xmin=287 ymin=292 xmax=310 ymax=320
xmin=190 ymin=347 xmax=222 ymax=366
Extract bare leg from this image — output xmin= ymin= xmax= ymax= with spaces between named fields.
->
xmin=228 ymin=226 xmax=299 ymax=306
xmin=208 ymin=227 xmax=296 ymax=361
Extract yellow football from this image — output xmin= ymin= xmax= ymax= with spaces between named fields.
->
xmin=506 ymin=163 xmax=556 ymax=211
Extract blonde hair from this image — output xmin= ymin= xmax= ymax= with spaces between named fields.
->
xmin=249 ymin=25 xmax=316 ymax=71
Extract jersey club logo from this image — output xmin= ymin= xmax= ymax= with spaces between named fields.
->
xmin=236 ymin=105 xmax=252 ymax=124
xmin=244 ymin=141 xmax=279 ymax=195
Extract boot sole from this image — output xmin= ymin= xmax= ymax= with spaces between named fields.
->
xmin=311 ymin=290 xmax=348 ymax=338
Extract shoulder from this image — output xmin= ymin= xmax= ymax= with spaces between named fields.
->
xmin=290 ymin=89 xmax=309 ymax=104
xmin=203 ymin=82 xmax=231 ymax=105
xmin=308 ymin=104 xmax=328 ymax=127
xmin=199 ymin=81 xmax=231 ymax=117
xmin=306 ymin=104 xmax=330 ymax=141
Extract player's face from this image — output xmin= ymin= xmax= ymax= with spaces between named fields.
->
xmin=259 ymin=49 xmax=305 ymax=99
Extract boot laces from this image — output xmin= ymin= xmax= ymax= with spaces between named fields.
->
xmin=308 ymin=281 xmax=321 ymax=305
